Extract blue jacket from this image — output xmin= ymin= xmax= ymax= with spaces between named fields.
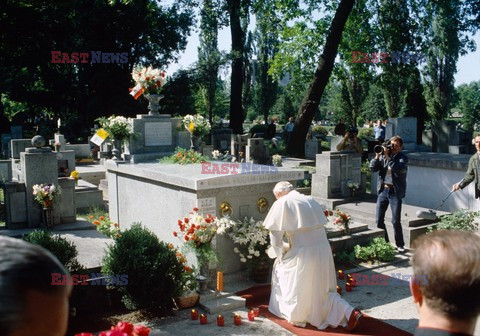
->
xmin=370 ymin=152 xmax=408 ymax=199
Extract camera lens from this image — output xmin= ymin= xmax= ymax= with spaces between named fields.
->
xmin=374 ymin=145 xmax=383 ymax=154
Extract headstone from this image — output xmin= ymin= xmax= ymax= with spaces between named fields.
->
xmin=21 ymin=146 xmax=58 ymax=227
xmin=54 ymin=133 xmax=67 ymax=148
xmin=330 ymin=136 xmax=343 ymax=152
xmin=177 ymin=130 xmax=191 ymax=150
xmin=1 ymin=133 xmax=11 ymax=158
xmin=211 ymin=128 xmax=233 ymax=152
xmin=10 ymin=125 xmax=23 ymax=139
xmin=0 ymin=160 xmax=12 ymax=182
xmin=246 ymin=138 xmax=269 ymax=164
xmin=10 ymin=139 xmax=32 ymax=159
xmin=311 ymin=152 xmax=363 ymax=199
xmin=231 ymin=134 xmax=249 ymax=161
xmin=125 ymin=115 xmax=178 ymax=163
xmin=305 ymin=139 xmax=322 ymax=159
xmin=4 ymin=181 xmax=27 ymax=228
xmin=385 ymin=117 xmax=417 ymax=150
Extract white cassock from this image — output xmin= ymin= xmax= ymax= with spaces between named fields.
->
xmin=263 ymin=190 xmax=353 ymax=329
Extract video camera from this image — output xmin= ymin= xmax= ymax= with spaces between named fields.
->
xmin=374 ymin=141 xmax=393 ymax=155
xmin=347 ymin=127 xmax=358 ymax=139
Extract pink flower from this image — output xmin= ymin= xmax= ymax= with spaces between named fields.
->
xmin=98 ymin=331 xmax=128 ymax=336
xmin=114 ymin=322 xmax=134 ymax=334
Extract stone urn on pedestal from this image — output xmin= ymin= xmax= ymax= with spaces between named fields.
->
xmin=144 ymin=94 xmax=163 ymax=116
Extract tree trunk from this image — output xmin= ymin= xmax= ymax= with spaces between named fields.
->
xmin=287 ymin=0 xmax=356 ymax=157
xmin=227 ymin=0 xmax=245 ymax=134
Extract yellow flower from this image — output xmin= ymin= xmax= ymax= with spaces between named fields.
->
xmin=188 ymin=122 xmax=195 ymax=133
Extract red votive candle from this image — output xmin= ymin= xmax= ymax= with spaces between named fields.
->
xmin=217 ymin=314 xmax=224 ymax=326
xmin=191 ymin=309 xmax=198 ymax=320
xmin=253 ymin=307 xmax=260 ymax=317
xmin=200 ymin=313 xmax=208 ymax=325
xmin=338 ymin=270 xmax=345 ymax=280
xmin=234 ymin=314 xmax=242 ymax=325
xmin=346 ymin=282 xmax=353 ymax=292
xmin=336 ymin=285 xmax=342 ymax=294
xmin=248 ymin=310 xmax=255 ymax=321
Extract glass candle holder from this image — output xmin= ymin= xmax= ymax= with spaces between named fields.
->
xmin=248 ymin=310 xmax=255 ymax=321
xmin=200 ymin=313 xmax=208 ymax=325
xmin=217 ymin=314 xmax=224 ymax=326
xmin=253 ymin=307 xmax=260 ymax=317
xmin=346 ymin=282 xmax=353 ymax=292
xmin=191 ymin=309 xmax=199 ymax=320
xmin=234 ymin=314 xmax=242 ymax=325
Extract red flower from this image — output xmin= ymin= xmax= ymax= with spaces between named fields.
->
xmin=75 ymin=333 xmax=94 ymax=336
xmin=184 ymin=236 xmax=189 ymax=241
xmin=193 ymin=207 xmax=199 ymax=212
xmin=184 ymin=218 xmax=189 ymax=223
xmin=173 ymin=231 xmax=178 ymax=237
xmin=177 ymin=219 xmax=182 ymax=225
xmin=98 ymin=331 xmax=128 ymax=336
xmin=114 ymin=322 xmax=134 ymax=334
xmin=205 ymin=218 xmax=211 ymax=223
xmin=323 ymin=210 xmax=329 ymax=216
xmin=133 ymin=325 xmax=151 ymax=336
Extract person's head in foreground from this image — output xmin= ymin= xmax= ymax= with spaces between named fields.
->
xmin=0 ymin=236 xmax=71 ymax=336
xmin=273 ymin=181 xmax=294 ymax=199
xmin=410 ymin=230 xmax=480 ymax=335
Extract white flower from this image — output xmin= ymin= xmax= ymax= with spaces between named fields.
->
xmin=240 ymin=257 xmax=247 ymax=263
xmin=233 ymin=247 xmax=240 ymax=253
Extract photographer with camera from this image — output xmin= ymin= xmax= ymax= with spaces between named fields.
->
xmin=336 ymin=127 xmax=363 ymax=154
xmin=370 ymin=135 xmax=408 ymax=253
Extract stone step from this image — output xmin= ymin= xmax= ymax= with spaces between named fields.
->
xmin=325 ymin=222 xmax=370 ymax=239
xmin=198 ymin=290 xmax=246 ymax=314
xmin=328 ymin=227 xmax=385 ymax=252
xmin=75 ymin=179 xmax=104 ymax=211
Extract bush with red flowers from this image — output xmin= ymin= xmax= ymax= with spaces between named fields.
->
xmin=75 ymin=321 xmax=150 ymax=336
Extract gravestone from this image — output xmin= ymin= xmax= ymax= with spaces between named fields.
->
xmin=385 ymin=117 xmax=417 ymax=150
xmin=106 ymin=161 xmax=304 ymax=273
xmin=330 ymin=136 xmax=343 ymax=152
xmin=54 ymin=133 xmax=67 ymax=148
xmin=246 ymin=138 xmax=270 ymax=164
xmin=211 ymin=128 xmax=233 ymax=152
xmin=1 ymin=133 xmax=11 ymax=158
xmin=311 ymin=152 xmax=363 ymax=199
xmin=124 ymin=115 xmax=181 ymax=163
xmin=305 ymin=139 xmax=322 ymax=159
xmin=230 ymin=134 xmax=249 ymax=161
xmin=176 ymin=130 xmax=191 ymax=150
xmin=11 ymin=139 xmax=32 ymax=159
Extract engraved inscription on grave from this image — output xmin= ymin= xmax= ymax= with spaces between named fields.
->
xmin=144 ymin=122 xmax=172 ymax=146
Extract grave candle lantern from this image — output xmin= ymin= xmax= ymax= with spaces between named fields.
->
xmin=338 ymin=270 xmax=344 ymax=280
xmin=234 ymin=314 xmax=242 ymax=325
xmin=248 ymin=310 xmax=255 ymax=321
xmin=253 ymin=307 xmax=260 ymax=317
xmin=191 ymin=309 xmax=199 ymax=320
xmin=217 ymin=314 xmax=224 ymax=326
xmin=336 ymin=285 xmax=342 ymax=294
xmin=200 ymin=313 xmax=208 ymax=325
xmin=217 ymin=271 xmax=224 ymax=292
xmin=346 ymin=282 xmax=353 ymax=292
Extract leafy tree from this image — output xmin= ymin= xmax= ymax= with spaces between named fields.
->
xmin=455 ymin=81 xmax=480 ymax=131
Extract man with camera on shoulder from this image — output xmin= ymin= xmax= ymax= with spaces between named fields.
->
xmin=336 ymin=127 xmax=363 ymax=154
xmin=370 ymin=135 xmax=408 ymax=253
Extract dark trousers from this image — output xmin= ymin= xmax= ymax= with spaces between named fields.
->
xmin=376 ymin=188 xmax=405 ymax=248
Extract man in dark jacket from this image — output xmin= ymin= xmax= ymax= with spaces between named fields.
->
xmin=452 ymin=134 xmax=480 ymax=198
xmin=370 ymin=135 xmax=408 ymax=253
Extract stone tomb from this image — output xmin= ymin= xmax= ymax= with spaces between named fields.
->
xmin=106 ymin=160 xmax=304 ymax=273
xmin=385 ymin=117 xmax=417 ymax=150
xmin=311 ymin=152 xmax=363 ymax=200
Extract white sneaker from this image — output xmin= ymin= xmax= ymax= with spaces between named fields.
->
xmin=397 ymin=247 xmax=406 ymax=253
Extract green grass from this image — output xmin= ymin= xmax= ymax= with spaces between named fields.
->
xmin=78 ymin=205 xmax=108 ymax=220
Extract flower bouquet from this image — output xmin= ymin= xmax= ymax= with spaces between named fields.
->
xmin=70 ymin=170 xmax=80 ymax=185
xmin=347 ymin=180 xmax=359 ymax=196
xmin=324 ymin=209 xmax=351 ymax=234
xmin=32 ymin=184 xmax=61 ymax=208
xmin=88 ymin=214 xmax=121 ymax=239
xmin=129 ymin=65 xmax=167 ymax=100
xmin=74 ymin=321 xmax=150 ymax=336
xmin=182 ymin=114 xmax=211 ymax=138
xmin=173 ymin=208 xmax=219 ymax=273
xmin=96 ymin=115 xmax=134 ymax=143
xmin=272 ymin=154 xmax=282 ymax=167
xmin=217 ymin=217 xmax=270 ymax=279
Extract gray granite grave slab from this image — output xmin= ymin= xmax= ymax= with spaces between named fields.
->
xmin=11 ymin=139 xmax=32 ymax=159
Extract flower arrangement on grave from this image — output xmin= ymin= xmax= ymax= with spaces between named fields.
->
xmin=32 ymin=184 xmax=61 ymax=208
xmin=324 ymin=209 xmax=351 ymax=234
xmin=347 ymin=180 xmax=359 ymax=196
xmin=129 ymin=65 xmax=167 ymax=99
xmin=163 ymin=147 xmax=208 ymax=165
xmin=96 ymin=115 xmax=134 ymax=142
xmin=182 ymin=114 xmax=211 ymax=138
xmin=173 ymin=208 xmax=220 ymax=272
xmin=217 ymin=217 xmax=270 ymax=270
xmin=88 ymin=214 xmax=122 ymax=239
xmin=70 ymin=170 xmax=80 ymax=185
xmin=74 ymin=321 xmax=150 ymax=336
xmin=272 ymin=154 xmax=282 ymax=167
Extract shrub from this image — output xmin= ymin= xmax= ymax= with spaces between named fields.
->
xmin=358 ymin=127 xmax=373 ymax=140
xmin=102 ymin=223 xmax=185 ymax=312
xmin=159 ymin=147 xmax=207 ymax=165
xmin=429 ymin=209 xmax=479 ymax=232
xmin=22 ymin=230 xmax=84 ymax=273
xmin=312 ymin=125 xmax=328 ymax=138
xmin=249 ymin=124 xmax=267 ymax=137
xmin=354 ymin=237 xmax=395 ymax=262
